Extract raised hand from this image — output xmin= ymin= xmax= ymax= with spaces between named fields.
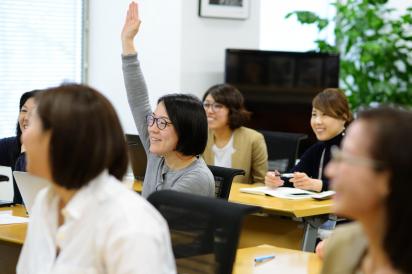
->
xmin=121 ymin=2 xmax=141 ymax=55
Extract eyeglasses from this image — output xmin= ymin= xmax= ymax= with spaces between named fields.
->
xmin=146 ymin=114 xmax=172 ymax=130
xmin=330 ymin=146 xmax=385 ymax=170
xmin=203 ymin=102 xmax=225 ymax=112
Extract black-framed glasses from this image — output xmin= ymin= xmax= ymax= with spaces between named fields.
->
xmin=203 ymin=101 xmax=225 ymax=112
xmin=330 ymin=145 xmax=385 ymax=170
xmin=146 ymin=114 xmax=172 ymax=130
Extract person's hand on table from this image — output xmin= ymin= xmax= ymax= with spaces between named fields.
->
xmin=290 ymin=172 xmax=322 ymax=192
xmin=264 ymin=170 xmax=284 ymax=188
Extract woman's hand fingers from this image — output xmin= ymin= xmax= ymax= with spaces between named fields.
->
xmin=265 ymin=172 xmax=284 ymax=187
xmin=121 ymin=2 xmax=141 ymax=42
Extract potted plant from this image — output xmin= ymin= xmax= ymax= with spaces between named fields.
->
xmin=286 ymin=0 xmax=412 ymax=110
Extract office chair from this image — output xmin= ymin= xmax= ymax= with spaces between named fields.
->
xmin=207 ymin=165 xmax=245 ymax=200
xmin=147 ymin=190 xmax=261 ymax=274
xmin=259 ymin=130 xmax=307 ymax=173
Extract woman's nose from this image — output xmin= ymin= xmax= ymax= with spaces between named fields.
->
xmin=148 ymin=123 xmax=158 ymax=133
xmin=315 ymin=116 xmax=323 ymax=124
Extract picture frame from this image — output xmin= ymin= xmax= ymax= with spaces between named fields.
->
xmin=199 ymin=0 xmax=250 ymax=20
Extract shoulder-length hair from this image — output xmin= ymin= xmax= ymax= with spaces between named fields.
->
xmin=158 ymin=94 xmax=208 ymax=156
xmin=203 ymin=84 xmax=251 ymax=130
xmin=36 ymin=84 xmax=128 ymax=189
xmin=312 ymin=88 xmax=353 ymax=126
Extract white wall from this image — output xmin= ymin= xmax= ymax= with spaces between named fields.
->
xmin=180 ymin=1 xmax=261 ymax=97
xmin=88 ymin=0 xmax=182 ymax=134
xmin=88 ymin=0 xmax=261 ymax=134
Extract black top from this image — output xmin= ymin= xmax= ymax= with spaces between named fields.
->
xmin=286 ymin=133 xmax=344 ymax=191
xmin=0 ymin=136 xmax=26 ymax=204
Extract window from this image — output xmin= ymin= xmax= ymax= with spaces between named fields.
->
xmin=0 ymin=0 xmax=86 ymax=137
xmin=260 ymin=0 xmax=335 ymax=52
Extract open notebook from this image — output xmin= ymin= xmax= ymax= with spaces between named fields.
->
xmin=239 ymin=186 xmax=335 ymax=200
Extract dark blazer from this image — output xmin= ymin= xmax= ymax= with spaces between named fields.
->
xmin=0 ymin=136 xmax=26 ymax=203
xmin=285 ymin=133 xmax=344 ymax=191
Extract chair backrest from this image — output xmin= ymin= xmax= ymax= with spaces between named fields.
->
xmin=259 ymin=130 xmax=307 ymax=172
xmin=208 ymin=165 xmax=245 ymax=200
xmin=147 ymin=190 xmax=261 ymax=274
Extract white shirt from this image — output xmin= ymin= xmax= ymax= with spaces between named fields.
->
xmin=212 ymin=134 xmax=235 ymax=168
xmin=17 ymin=171 xmax=176 ymax=274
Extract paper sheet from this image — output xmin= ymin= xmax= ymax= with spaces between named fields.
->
xmin=240 ymin=186 xmax=316 ymax=200
xmin=253 ymin=253 xmax=308 ymax=274
xmin=0 ymin=213 xmax=28 ymax=225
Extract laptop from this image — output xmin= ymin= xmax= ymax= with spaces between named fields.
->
xmin=13 ymin=171 xmax=49 ymax=215
xmin=125 ymin=134 xmax=147 ymax=180
xmin=0 ymin=166 xmax=13 ymax=207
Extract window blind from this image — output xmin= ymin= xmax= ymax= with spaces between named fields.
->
xmin=0 ymin=0 xmax=85 ymax=138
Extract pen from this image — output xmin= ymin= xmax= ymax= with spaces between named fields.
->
xmin=254 ymin=255 xmax=275 ymax=263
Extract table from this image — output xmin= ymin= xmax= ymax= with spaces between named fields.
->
xmin=0 ymin=205 xmax=27 ymax=274
xmin=233 ymin=244 xmax=322 ymax=274
xmin=229 ymin=183 xmax=333 ymax=252
xmin=0 ymin=206 xmax=324 ymax=273
xmin=0 ymin=205 xmax=27 ymax=244
xmin=134 ymin=181 xmax=332 ymax=251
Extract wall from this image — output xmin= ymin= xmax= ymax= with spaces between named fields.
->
xmin=88 ymin=0 xmax=261 ymax=134
xmin=180 ymin=1 xmax=261 ymax=97
xmin=88 ymin=0 xmax=182 ymax=134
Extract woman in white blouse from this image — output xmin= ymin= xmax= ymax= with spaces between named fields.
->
xmin=16 ymin=84 xmax=176 ymax=274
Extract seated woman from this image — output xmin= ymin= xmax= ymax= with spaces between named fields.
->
xmin=321 ymin=106 xmax=412 ymax=274
xmin=121 ymin=2 xmax=214 ymax=198
xmin=202 ymin=84 xmax=268 ymax=184
xmin=0 ymin=90 xmax=39 ymax=204
xmin=17 ymin=84 xmax=176 ymax=274
xmin=265 ymin=88 xmax=352 ymax=192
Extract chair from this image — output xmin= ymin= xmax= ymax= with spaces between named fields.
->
xmin=207 ymin=165 xmax=245 ymax=200
xmin=259 ymin=130 xmax=307 ymax=173
xmin=147 ymin=190 xmax=261 ymax=274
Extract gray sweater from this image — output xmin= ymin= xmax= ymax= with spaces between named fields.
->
xmin=122 ymin=54 xmax=215 ymax=198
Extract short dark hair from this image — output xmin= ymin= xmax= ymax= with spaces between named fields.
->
xmin=158 ymin=94 xmax=208 ymax=156
xmin=16 ymin=90 xmax=42 ymax=145
xmin=357 ymin=106 xmax=412 ymax=273
xmin=312 ymin=88 xmax=353 ymax=126
xmin=36 ymin=84 xmax=128 ymax=189
xmin=202 ymin=84 xmax=251 ymax=130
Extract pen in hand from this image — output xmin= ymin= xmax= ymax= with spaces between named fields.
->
xmin=254 ymin=254 xmax=275 ymax=263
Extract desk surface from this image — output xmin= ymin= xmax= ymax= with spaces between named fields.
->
xmin=229 ymin=183 xmax=333 ymax=218
xmin=133 ymin=181 xmax=332 ymax=218
xmin=0 ymin=205 xmax=27 ymax=245
xmin=233 ymin=244 xmax=321 ymax=274
xmin=0 ymin=209 xmax=322 ymax=274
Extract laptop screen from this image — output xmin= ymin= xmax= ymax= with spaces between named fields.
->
xmin=125 ymin=134 xmax=147 ymax=180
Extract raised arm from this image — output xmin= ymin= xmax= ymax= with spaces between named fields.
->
xmin=121 ymin=1 xmax=140 ymax=55
xmin=121 ymin=2 xmax=151 ymax=153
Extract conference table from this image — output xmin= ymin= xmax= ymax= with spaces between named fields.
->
xmin=229 ymin=183 xmax=333 ymax=252
xmin=0 ymin=206 xmax=322 ymax=274
xmin=233 ymin=244 xmax=321 ymax=274
xmin=135 ymin=181 xmax=333 ymax=252
xmin=0 ymin=205 xmax=26 ymax=274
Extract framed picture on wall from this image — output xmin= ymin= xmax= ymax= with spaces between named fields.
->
xmin=199 ymin=0 xmax=250 ymax=20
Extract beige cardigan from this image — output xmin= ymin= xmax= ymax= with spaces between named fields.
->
xmin=202 ymin=127 xmax=268 ymax=184
xmin=322 ymin=222 xmax=368 ymax=274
